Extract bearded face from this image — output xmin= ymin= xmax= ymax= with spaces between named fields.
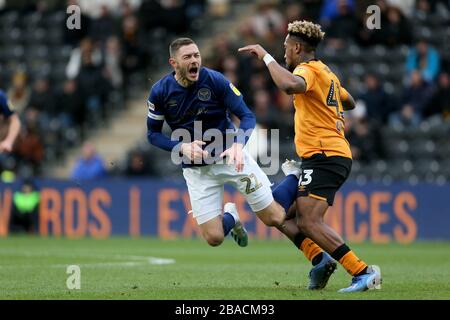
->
xmin=170 ymin=43 xmax=202 ymax=86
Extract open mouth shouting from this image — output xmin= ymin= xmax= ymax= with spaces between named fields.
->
xmin=188 ymin=65 xmax=200 ymax=80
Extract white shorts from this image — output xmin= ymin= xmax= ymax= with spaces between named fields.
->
xmin=182 ymin=150 xmax=274 ymax=224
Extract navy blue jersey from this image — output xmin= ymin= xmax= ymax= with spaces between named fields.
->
xmin=147 ymin=67 xmax=255 ymax=165
xmin=0 ymin=90 xmax=14 ymax=119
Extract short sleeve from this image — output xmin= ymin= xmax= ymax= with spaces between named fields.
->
xmin=340 ymin=86 xmax=349 ymax=101
xmin=147 ymin=85 xmax=165 ymax=121
xmin=293 ymin=66 xmax=315 ymax=92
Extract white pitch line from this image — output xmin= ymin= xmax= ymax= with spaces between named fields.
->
xmin=148 ymin=257 xmax=175 ymax=265
xmin=47 ymin=256 xmax=176 ymax=268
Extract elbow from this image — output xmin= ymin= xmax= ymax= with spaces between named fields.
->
xmin=346 ymin=105 xmax=355 ymax=111
xmin=280 ymin=82 xmax=294 ymax=94
xmin=284 ymin=86 xmax=297 ymax=95
xmin=344 ymin=101 xmax=355 ymax=111
xmin=280 ymin=80 xmax=304 ymax=95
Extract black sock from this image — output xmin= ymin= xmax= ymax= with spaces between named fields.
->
xmin=331 ymin=243 xmax=351 ymax=261
xmin=356 ymin=267 xmax=368 ymax=276
xmin=293 ymin=233 xmax=306 ymax=248
xmin=311 ymin=252 xmax=323 ymax=266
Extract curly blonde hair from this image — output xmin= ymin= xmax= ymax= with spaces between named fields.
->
xmin=287 ymin=20 xmax=325 ymax=48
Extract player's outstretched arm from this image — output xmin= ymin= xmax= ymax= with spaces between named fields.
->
xmin=238 ymin=44 xmax=306 ymax=94
xmin=0 ymin=113 xmax=21 ymax=153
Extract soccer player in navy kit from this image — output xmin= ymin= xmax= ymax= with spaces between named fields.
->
xmin=0 ymin=90 xmax=21 ymax=153
xmin=147 ymin=38 xmax=336 ymax=289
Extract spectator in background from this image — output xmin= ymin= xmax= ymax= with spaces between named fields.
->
xmin=347 ymin=117 xmax=380 ymax=163
xmin=13 ymin=123 xmax=45 ymax=175
xmin=283 ymin=2 xmax=305 ymax=23
xmin=90 ymin=5 xmax=115 ymax=44
xmin=71 ymin=142 xmax=106 ymax=180
xmin=358 ymin=74 xmax=393 ymax=124
xmin=56 ymin=79 xmax=86 ymax=129
xmin=140 ymin=0 xmax=187 ymax=33
xmin=206 ymin=33 xmax=234 ymax=71
xmin=389 ymin=71 xmax=434 ymax=127
xmin=125 ymin=150 xmax=154 ymax=176
xmin=381 ymin=6 xmax=412 ymax=47
xmin=76 ymin=44 xmax=110 ymax=122
xmin=253 ymin=89 xmax=278 ymax=129
xmin=248 ymin=0 xmax=285 ymax=40
xmin=9 ymin=179 xmax=40 ymax=234
xmin=27 ymin=77 xmax=55 ymax=127
xmin=66 ymin=37 xmax=103 ymax=79
xmin=324 ymin=0 xmax=359 ymax=49
xmin=406 ymin=39 xmax=440 ymax=83
xmin=424 ymin=72 xmax=450 ymax=120
xmin=273 ymin=91 xmax=295 ymax=139
xmin=357 ymin=1 xmax=412 ymax=47
xmin=414 ymin=0 xmax=450 ymax=21
xmin=387 ymin=0 xmax=415 ymax=17
xmin=294 ymin=0 xmax=324 ymax=21
xmin=104 ymin=36 xmax=123 ymax=90
xmin=319 ymin=0 xmax=355 ymax=26
xmin=120 ymin=15 xmax=145 ymax=77
xmin=7 ymin=71 xmax=30 ymax=114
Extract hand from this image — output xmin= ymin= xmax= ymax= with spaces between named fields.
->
xmin=238 ymin=44 xmax=268 ymax=60
xmin=180 ymin=140 xmax=208 ymax=162
xmin=0 ymin=139 xmax=14 ymax=153
xmin=220 ymin=143 xmax=244 ymax=172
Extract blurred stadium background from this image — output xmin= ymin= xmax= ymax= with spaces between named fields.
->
xmin=0 ymin=0 xmax=450 ymax=300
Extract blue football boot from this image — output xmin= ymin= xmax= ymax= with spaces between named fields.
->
xmin=308 ymin=252 xmax=337 ymax=290
xmin=338 ymin=265 xmax=382 ymax=293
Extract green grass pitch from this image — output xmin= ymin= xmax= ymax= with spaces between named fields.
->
xmin=0 ymin=237 xmax=449 ymax=300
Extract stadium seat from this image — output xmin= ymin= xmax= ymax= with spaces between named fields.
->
xmin=22 ymin=12 xmax=44 ymax=30
xmin=45 ymin=12 xmax=66 ymax=29
xmin=46 ymin=29 xmax=63 ymax=45
xmin=4 ymin=28 xmax=22 ymax=44
xmin=0 ymin=12 xmax=20 ymax=28
xmin=414 ymin=159 xmax=440 ymax=179
xmin=412 ymin=143 xmax=435 ymax=161
xmin=28 ymin=28 xmax=46 ymax=44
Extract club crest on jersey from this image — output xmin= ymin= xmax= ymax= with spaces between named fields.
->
xmin=198 ymin=88 xmax=211 ymax=101
xmin=229 ymin=83 xmax=241 ymax=96
xmin=147 ymin=100 xmax=155 ymax=111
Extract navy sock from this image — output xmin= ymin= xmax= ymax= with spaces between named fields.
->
xmin=272 ymin=175 xmax=299 ymax=213
xmin=222 ymin=212 xmax=236 ymax=236
xmin=312 ymin=252 xmax=324 ymax=266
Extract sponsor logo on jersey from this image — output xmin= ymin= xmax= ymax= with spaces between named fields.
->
xmin=295 ymin=67 xmax=306 ymax=74
xmin=147 ymin=100 xmax=155 ymax=111
xmin=198 ymin=88 xmax=211 ymax=101
xmin=229 ymin=83 xmax=241 ymax=96
xmin=167 ymin=100 xmax=178 ymax=108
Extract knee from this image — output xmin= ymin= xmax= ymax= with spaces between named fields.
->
xmin=261 ymin=214 xmax=285 ymax=227
xmin=203 ymin=231 xmax=224 ymax=247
